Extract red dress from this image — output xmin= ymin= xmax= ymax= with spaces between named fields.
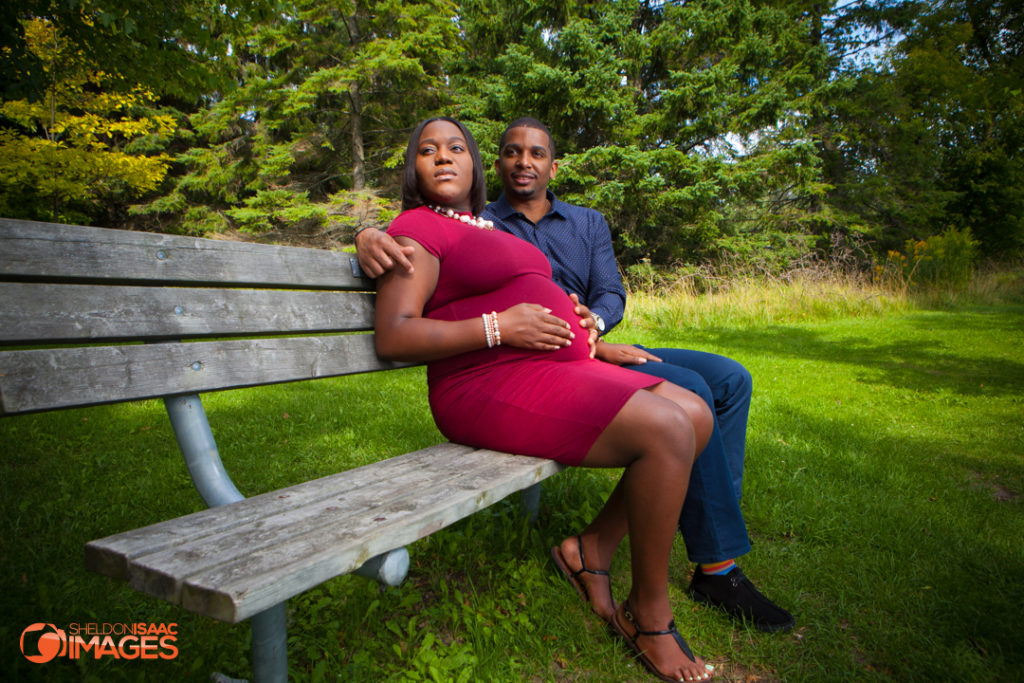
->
xmin=388 ymin=206 xmax=660 ymax=466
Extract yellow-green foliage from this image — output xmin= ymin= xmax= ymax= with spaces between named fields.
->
xmin=0 ymin=18 xmax=175 ymax=223
xmin=877 ymin=228 xmax=980 ymax=291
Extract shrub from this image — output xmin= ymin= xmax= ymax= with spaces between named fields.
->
xmin=905 ymin=228 xmax=979 ymax=288
xmin=877 ymin=227 xmax=979 ymax=291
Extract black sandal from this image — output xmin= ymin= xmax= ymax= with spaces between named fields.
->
xmin=610 ymin=600 xmax=712 ymax=682
xmin=550 ymin=535 xmax=615 ymax=621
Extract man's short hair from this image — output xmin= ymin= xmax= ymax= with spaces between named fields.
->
xmin=499 ymin=117 xmax=556 ymax=158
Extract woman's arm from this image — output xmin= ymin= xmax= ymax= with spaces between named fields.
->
xmin=374 ymin=236 xmax=578 ymax=362
xmin=374 ymin=237 xmax=485 ymax=362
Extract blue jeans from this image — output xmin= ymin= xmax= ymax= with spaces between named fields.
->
xmin=632 ymin=346 xmax=753 ymax=564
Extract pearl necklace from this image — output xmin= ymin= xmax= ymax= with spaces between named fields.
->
xmin=429 ymin=205 xmax=495 ymax=230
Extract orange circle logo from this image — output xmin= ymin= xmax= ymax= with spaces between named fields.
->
xmin=20 ymin=623 xmax=66 ymax=663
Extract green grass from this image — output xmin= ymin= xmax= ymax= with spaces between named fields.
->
xmin=3 ymin=276 xmax=1023 ymax=682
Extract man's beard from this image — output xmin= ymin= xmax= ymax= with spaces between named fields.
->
xmin=507 ymin=184 xmax=538 ymax=198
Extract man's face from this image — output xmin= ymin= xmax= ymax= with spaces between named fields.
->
xmin=495 ymin=126 xmax=558 ymax=201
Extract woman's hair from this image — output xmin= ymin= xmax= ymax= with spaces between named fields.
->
xmin=401 ymin=117 xmax=487 ymax=215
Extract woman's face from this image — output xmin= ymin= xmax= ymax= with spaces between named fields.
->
xmin=415 ymin=120 xmax=475 ymax=212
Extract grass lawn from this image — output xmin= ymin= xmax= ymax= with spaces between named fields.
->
xmin=2 ymin=295 xmax=1022 ymax=682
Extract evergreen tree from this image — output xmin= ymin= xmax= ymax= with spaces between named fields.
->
xmin=2 ymin=0 xmax=261 ymax=103
xmin=134 ymin=0 xmax=461 ymax=236
xmin=454 ymin=0 xmax=832 ymax=268
xmin=820 ymin=0 xmax=1024 ymax=256
xmin=4 ymin=0 xmax=1019 ymax=264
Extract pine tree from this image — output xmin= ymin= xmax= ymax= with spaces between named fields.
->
xmin=454 ymin=0 xmax=832 ymax=268
xmin=134 ymin=0 xmax=460 ymax=236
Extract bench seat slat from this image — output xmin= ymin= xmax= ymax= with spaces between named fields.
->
xmin=86 ymin=444 xmax=564 ymax=623
xmin=0 ymin=283 xmax=375 ymax=344
xmin=0 ymin=218 xmax=366 ymax=289
xmin=125 ymin=446 xmax=520 ymax=615
xmin=84 ymin=443 xmax=477 ymax=580
xmin=0 ymin=335 xmax=408 ymax=415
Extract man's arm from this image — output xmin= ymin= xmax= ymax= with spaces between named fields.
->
xmin=572 ymin=212 xmax=663 ymax=367
xmin=584 ymin=213 xmax=626 ymax=331
xmin=569 ymin=293 xmax=660 ymax=366
xmin=355 ymin=227 xmax=415 ymax=278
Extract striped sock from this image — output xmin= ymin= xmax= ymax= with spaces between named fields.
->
xmin=699 ymin=559 xmax=736 ymax=576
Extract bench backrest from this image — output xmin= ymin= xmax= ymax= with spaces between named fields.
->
xmin=0 ymin=218 xmax=405 ymax=416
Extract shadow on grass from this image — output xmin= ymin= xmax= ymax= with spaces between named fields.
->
xmin=740 ymin=400 xmax=1023 ymax=680
xmin=658 ymin=313 xmax=1024 ymax=399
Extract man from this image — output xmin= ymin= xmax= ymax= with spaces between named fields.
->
xmin=356 ymin=117 xmax=793 ymax=632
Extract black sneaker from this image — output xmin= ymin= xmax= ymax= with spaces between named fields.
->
xmin=688 ymin=565 xmax=796 ymax=633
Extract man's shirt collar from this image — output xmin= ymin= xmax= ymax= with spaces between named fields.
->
xmin=489 ymin=191 xmax=566 ymax=224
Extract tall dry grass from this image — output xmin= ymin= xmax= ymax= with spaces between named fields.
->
xmin=906 ymin=259 xmax=1024 ymax=308
xmin=621 ymin=259 xmax=1024 ymax=332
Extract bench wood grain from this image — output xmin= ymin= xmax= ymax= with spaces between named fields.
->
xmin=86 ymin=444 xmax=563 ymax=623
xmin=0 ymin=282 xmax=375 ymax=343
xmin=1 ymin=218 xmax=362 ymax=289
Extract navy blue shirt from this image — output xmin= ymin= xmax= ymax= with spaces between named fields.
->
xmin=483 ymin=192 xmax=627 ymax=332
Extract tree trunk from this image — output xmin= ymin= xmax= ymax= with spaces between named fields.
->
xmin=349 ymin=81 xmax=365 ymax=191
xmin=346 ymin=13 xmax=366 ymax=191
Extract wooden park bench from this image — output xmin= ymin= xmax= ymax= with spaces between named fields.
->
xmin=0 ymin=217 xmax=564 ymax=682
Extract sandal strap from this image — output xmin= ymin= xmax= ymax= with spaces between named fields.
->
xmin=622 ymin=604 xmax=697 ymax=664
xmin=631 ymin=620 xmax=677 ymax=637
xmin=572 ymin=534 xmax=610 ymax=578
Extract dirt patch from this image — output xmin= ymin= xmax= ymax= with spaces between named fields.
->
xmin=968 ymin=471 xmax=1020 ymax=502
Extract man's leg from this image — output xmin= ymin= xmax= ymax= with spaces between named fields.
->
xmin=628 ymin=358 xmax=794 ymax=632
xmin=638 ymin=346 xmax=751 ymax=499
xmin=625 ymin=360 xmax=749 ymax=563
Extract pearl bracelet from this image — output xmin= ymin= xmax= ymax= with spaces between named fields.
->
xmin=482 ymin=311 xmax=501 ymax=348
xmin=491 ymin=311 xmax=501 ymax=347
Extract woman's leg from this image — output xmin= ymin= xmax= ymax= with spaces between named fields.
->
xmin=560 ymin=383 xmax=713 ymax=680
xmin=561 ymin=381 xmax=713 ymax=579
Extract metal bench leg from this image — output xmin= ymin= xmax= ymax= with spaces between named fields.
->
xmin=251 ymin=603 xmax=288 ymax=683
xmin=354 ymin=547 xmax=410 ymax=586
xmin=164 ymin=394 xmax=245 ymax=507
xmin=520 ymin=482 xmax=542 ymax=523
xmin=164 ymin=394 xmax=288 ymax=682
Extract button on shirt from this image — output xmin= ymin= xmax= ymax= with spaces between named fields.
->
xmin=483 ymin=192 xmax=627 ymax=331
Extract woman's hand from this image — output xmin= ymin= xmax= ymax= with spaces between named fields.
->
xmin=498 ymin=304 xmax=575 ymax=351
xmin=595 ymin=342 xmax=663 ymax=366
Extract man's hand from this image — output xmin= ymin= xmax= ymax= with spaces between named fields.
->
xmin=595 ymin=342 xmax=663 ymax=366
xmin=355 ymin=228 xmax=415 ymax=278
xmin=568 ymin=293 xmax=599 ymax=358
